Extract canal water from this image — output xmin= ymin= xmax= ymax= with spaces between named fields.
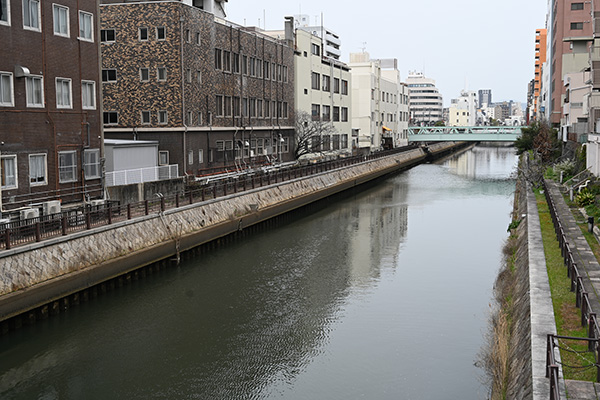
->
xmin=0 ymin=145 xmax=517 ymax=400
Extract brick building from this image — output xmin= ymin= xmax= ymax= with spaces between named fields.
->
xmin=0 ymin=0 xmax=103 ymax=216
xmin=100 ymin=0 xmax=295 ymax=176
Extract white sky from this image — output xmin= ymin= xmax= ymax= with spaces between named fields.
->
xmin=225 ymin=0 xmax=548 ymax=106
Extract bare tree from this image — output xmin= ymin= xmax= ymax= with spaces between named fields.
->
xmin=294 ymin=110 xmax=337 ymax=159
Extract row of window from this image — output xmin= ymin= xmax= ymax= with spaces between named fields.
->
xmin=0 ymin=150 xmax=100 ymax=190
xmin=102 ymin=67 xmax=168 ymax=83
xmin=309 ymin=134 xmax=350 ymax=152
xmin=101 ymin=26 xmax=200 ymax=44
xmin=215 ymin=138 xmax=291 ymax=155
xmin=0 ymin=71 xmax=95 ymax=109
xmin=311 ymin=104 xmax=349 ymax=122
xmin=0 ymin=0 xmax=93 ymax=41
xmin=214 ymin=49 xmax=289 ymax=82
xmin=310 ymin=72 xmax=349 ymax=95
xmin=215 ymin=96 xmax=289 ymax=119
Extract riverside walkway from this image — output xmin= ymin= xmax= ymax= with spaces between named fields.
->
xmin=544 ymin=179 xmax=600 ymax=399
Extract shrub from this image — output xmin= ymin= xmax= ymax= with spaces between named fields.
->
xmin=575 ymin=190 xmax=595 ymax=207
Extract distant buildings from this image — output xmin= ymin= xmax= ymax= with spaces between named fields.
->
xmin=0 ymin=0 xmax=103 ymax=215
xmin=478 ymin=89 xmax=492 ymax=108
xmin=449 ymin=90 xmax=477 ymax=126
xmin=406 ymin=71 xmax=443 ymax=126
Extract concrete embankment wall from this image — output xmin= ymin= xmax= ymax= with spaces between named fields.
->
xmin=0 ymin=142 xmax=462 ymax=324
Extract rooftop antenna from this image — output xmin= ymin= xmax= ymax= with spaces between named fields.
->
xmin=264 ymin=9 xmax=266 ymax=30
xmin=361 ymin=42 xmax=367 ymax=53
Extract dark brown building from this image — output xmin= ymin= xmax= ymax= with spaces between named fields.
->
xmin=100 ymin=0 xmax=295 ymax=176
xmin=0 ymin=0 xmax=103 ymax=216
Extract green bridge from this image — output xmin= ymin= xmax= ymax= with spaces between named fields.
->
xmin=407 ymin=126 xmax=523 ymax=142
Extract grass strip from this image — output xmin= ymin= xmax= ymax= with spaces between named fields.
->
xmin=536 ymin=191 xmax=596 ymax=382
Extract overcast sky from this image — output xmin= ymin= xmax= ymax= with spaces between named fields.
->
xmin=225 ymin=0 xmax=548 ymax=106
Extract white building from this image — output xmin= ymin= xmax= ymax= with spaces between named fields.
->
xmin=291 ymin=23 xmax=352 ymax=158
xmin=294 ymin=15 xmax=342 ymax=60
xmin=406 ymin=71 xmax=444 ymax=126
xmin=448 ymin=90 xmax=477 ymax=126
xmin=191 ymin=0 xmax=227 ymax=18
xmin=349 ymin=52 xmax=409 ymax=152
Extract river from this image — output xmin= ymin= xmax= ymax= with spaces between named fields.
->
xmin=0 ymin=145 xmax=517 ymax=400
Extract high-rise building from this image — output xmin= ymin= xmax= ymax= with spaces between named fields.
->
xmin=533 ymin=29 xmax=547 ymax=119
xmin=406 ymin=72 xmax=443 ymax=126
xmin=478 ymin=89 xmax=492 ymax=108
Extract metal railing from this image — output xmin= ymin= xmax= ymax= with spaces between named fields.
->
xmin=0 ymin=146 xmax=420 ymax=251
xmin=105 ymin=165 xmax=179 ymax=187
xmin=543 ymin=180 xmax=600 ymax=399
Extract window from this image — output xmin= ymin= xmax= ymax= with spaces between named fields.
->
xmin=215 ymin=95 xmax=223 ymax=116
xmin=139 ymin=27 xmax=148 ymax=41
xmin=283 ymin=66 xmax=288 ymax=82
xmin=341 ymin=107 xmax=348 ymax=122
xmin=140 ymin=67 xmax=149 ymax=82
xmin=264 ymin=61 xmax=270 ymax=79
xmin=233 ymin=97 xmax=240 ymax=116
xmin=55 ymin=78 xmax=72 ymax=109
xmin=333 ymin=106 xmax=340 ymax=122
xmin=81 ymin=80 xmax=95 ymax=109
xmin=198 ymin=149 xmax=203 ymax=164
xmin=53 ymin=4 xmax=69 ymax=37
xmin=264 ymin=98 xmax=270 ymax=118
xmin=571 ymin=2 xmax=584 ymax=10
xmin=242 ymin=98 xmax=248 ymax=117
xmin=257 ymin=99 xmax=263 ymax=118
xmin=101 ymin=29 xmax=115 ymax=42
xmin=1 ymin=0 xmax=11 ymax=25
xmin=103 ymin=111 xmax=118 ymax=124
xmin=186 ymin=68 xmax=192 ymax=83
xmin=188 ymin=150 xmax=193 ymax=165
xmin=158 ymin=110 xmax=168 ymax=124
xmin=341 ymin=80 xmax=348 ymax=95
xmin=84 ymin=149 xmax=100 ymax=179
xmin=195 ymin=32 xmax=200 ymax=44
xmin=0 ymin=72 xmax=14 ymax=107
xmin=311 ymin=104 xmax=320 ymax=121
xmin=216 ymin=140 xmax=225 ymax=151
xmin=243 ymin=56 xmax=248 ymax=75
xmin=249 ymin=98 xmax=256 ymax=117
xmin=571 ymin=22 xmax=584 ymax=30
xmin=141 ymin=110 xmax=150 ymax=124
xmin=233 ymin=53 xmax=240 ymax=73
xmin=323 ymin=105 xmax=331 ymax=121
xmin=282 ymin=102 xmax=288 ymax=119
xmin=249 ymin=57 xmax=256 ymax=76
xmin=1 ymin=155 xmax=17 ymax=189
xmin=58 ymin=151 xmax=77 ymax=183
xmin=26 ymin=75 xmax=43 ymax=107
xmin=333 ymin=78 xmax=340 ymax=94
xmin=311 ymin=72 xmax=320 ymax=90
xmin=311 ymin=43 xmax=320 ymax=56
xmin=224 ymin=96 xmax=232 ymax=116
xmin=223 ymin=51 xmax=231 ymax=72
xmin=22 ymin=0 xmax=40 ymax=31
xmin=159 ymin=151 xmax=169 ymax=165
xmin=102 ymin=69 xmax=117 ymax=82
xmin=322 ymin=75 xmax=330 ymax=91
xmin=186 ymin=111 xmax=193 ymax=125
xmin=157 ymin=66 xmax=166 ymax=81
xmin=78 ymin=11 xmax=93 ymax=41
xmin=29 ymin=154 xmax=46 ymax=186
xmin=196 ymin=70 xmax=201 ymax=83
xmin=214 ymin=49 xmax=222 ymax=70
xmin=156 ymin=26 xmax=165 ymax=40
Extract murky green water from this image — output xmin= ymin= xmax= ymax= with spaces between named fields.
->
xmin=0 ymin=145 xmax=517 ymax=400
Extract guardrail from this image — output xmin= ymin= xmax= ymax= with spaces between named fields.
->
xmin=543 ymin=180 xmax=600 ymax=399
xmin=105 ymin=165 xmax=179 ymax=187
xmin=0 ymin=146 xmax=420 ymax=251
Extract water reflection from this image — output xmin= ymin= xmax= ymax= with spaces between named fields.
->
xmin=0 ymin=145 xmax=516 ymax=400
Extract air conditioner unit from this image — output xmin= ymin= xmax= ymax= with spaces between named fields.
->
xmin=20 ymin=208 xmax=40 ymax=220
xmin=43 ymin=200 xmax=61 ymax=216
xmin=89 ymin=199 xmax=105 ymax=207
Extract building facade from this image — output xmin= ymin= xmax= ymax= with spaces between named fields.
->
xmin=478 ymin=89 xmax=492 ymax=108
xmin=406 ymin=71 xmax=443 ymax=126
xmin=289 ymin=26 xmax=352 ymax=159
xmin=0 ymin=0 xmax=103 ymax=216
xmin=533 ymin=29 xmax=547 ymax=119
xmin=349 ymin=53 xmax=408 ymax=153
xmin=100 ymin=0 xmax=295 ymax=176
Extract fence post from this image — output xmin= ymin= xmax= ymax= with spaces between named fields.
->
xmin=86 ymin=207 xmax=91 ymax=230
xmin=35 ymin=222 xmax=41 ymax=242
xmin=589 ymin=314 xmax=597 ymax=352
xmin=577 ymin=279 xmax=583 ymax=308
xmin=62 ymin=215 xmax=67 ymax=236
xmin=4 ymin=228 xmax=10 ymax=250
xmin=176 ymin=194 xmax=180 ymax=208
xmin=107 ymin=206 xmax=112 ymax=225
xmin=127 ymin=204 xmax=132 ymax=220
xmin=160 ymin=197 xmax=165 ymax=212
xmin=583 ymin=293 xmax=589 ymax=326
xmin=145 ymin=200 xmax=149 ymax=216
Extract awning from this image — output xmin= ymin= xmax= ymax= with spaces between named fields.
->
xmin=382 ymin=126 xmax=392 ymax=131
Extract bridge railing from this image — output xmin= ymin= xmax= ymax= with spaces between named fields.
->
xmin=408 ymin=126 xmax=524 ymax=135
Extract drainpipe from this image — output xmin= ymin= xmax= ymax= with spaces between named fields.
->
xmin=180 ymin=14 xmax=189 ymax=179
